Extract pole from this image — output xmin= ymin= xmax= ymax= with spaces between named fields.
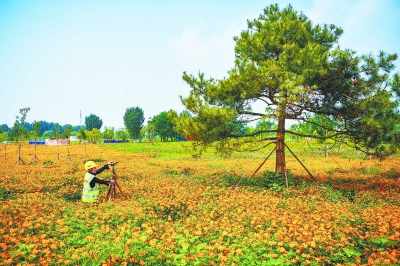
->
xmin=284 ymin=142 xmax=317 ymax=182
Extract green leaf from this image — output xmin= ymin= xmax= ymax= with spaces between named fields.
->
xmin=370 ymin=236 xmax=399 ymax=247
xmin=182 ymin=243 xmax=190 ymax=253
xmin=189 ymin=236 xmax=200 ymax=243
xmin=193 ymin=242 xmax=207 ymax=254
xmin=10 ymin=250 xmax=22 ymax=256
xmin=18 ymin=243 xmax=26 ymax=250
xmin=344 ymin=247 xmax=361 ymax=257
xmin=174 ymin=253 xmax=185 ymax=260
xmin=175 ymin=235 xmax=185 ymax=243
xmin=265 ymin=258 xmax=286 ymax=265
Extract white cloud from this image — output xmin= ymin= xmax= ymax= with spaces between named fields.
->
xmin=168 ymin=22 xmax=211 ymax=61
xmin=307 ymin=0 xmax=399 ymax=54
xmin=167 ymin=21 xmax=244 ymax=76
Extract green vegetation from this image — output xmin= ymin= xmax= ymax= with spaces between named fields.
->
xmin=85 ymin=113 xmax=103 ymax=131
xmin=124 ymin=106 xmax=145 ymax=140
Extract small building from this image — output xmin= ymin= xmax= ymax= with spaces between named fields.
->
xmin=45 ymin=138 xmax=70 ymax=146
xmin=69 ymin=136 xmax=78 ymax=141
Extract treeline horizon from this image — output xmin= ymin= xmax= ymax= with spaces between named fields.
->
xmin=0 ymin=121 xmax=84 ymax=136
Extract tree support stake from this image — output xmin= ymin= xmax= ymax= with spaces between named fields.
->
xmin=240 ymin=146 xmax=276 ymax=187
xmin=284 ymin=142 xmax=317 ymax=182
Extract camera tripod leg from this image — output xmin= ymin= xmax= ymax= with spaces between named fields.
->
xmin=106 ymin=184 xmax=115 ymax=200
xmin=105 ymin=162 xmax=126 ymax=201
xmin=105 ymin=182 xmax=126 ymax=201
xmin=115 ymin=182 xmax=126 ymax=199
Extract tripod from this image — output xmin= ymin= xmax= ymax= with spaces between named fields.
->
xmin=106 ymin=162 xmax=126 ymax=201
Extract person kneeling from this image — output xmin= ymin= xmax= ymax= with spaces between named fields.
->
xmin=82 ymin=160 xmax=115 ymax=203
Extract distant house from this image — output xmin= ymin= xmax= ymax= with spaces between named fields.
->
xmin=45 ymin=138 xmax=70 ymax=146
xmin=69 ymin=136 xmax=78 ymax=142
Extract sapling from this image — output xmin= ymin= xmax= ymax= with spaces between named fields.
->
xmin=30 ymin=120 xmax=41 ymax=162
xmin=14 ymin=107 xmax=30 ymax=165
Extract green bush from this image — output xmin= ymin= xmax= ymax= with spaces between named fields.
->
xmin=221 ymin=171 xmax=294 ymax=192
xmin=61 ymin=191 xmax=82 ymax=202
xmin=382 ymin=168 xmax=398 ymax=179
xmin=0 ymin=187 xmax=17 ymax=201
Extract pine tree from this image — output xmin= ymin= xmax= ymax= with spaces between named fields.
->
xmin=177 ymin=4 xmax=400 ymax=174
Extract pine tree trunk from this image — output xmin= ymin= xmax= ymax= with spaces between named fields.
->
xmin=275 ymin=116 xmax=286 ymax=174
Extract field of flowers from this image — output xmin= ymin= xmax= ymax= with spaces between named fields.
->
xmin=0 ymin=141 xmax=399 ymax=265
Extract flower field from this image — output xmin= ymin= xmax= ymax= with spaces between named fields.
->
xmin=0 ymin=142 xmax=399 ymax=265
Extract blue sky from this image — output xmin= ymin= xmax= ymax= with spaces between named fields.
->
xmin=1 ymin=0 xmax=399 ymax=129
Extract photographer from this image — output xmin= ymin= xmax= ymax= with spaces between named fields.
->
xmin=82 ymin=161 xmax=115 ymax=203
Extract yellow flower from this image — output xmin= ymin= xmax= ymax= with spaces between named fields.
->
xmin=278 ymin=247 xmax=286 ymax=253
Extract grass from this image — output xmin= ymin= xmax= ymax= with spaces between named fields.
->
xmin=100 ymin=139 xmax=363 ymax=160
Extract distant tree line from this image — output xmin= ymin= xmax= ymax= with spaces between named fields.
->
xmin=4 ymin=105 xmax=375 ymax=147
xmin=1 ymin=107 xmax=185 ymax=142
xmin=1 ymin=121 xmax=84 ymax=140
xmin=1 ymin=121 xmax=82 ymax=135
